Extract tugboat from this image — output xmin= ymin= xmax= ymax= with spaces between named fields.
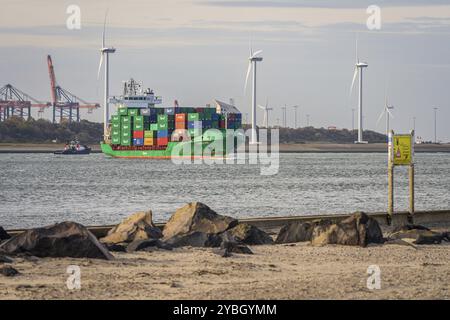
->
xmin=54 ymin=140 xmax=91 ymax=155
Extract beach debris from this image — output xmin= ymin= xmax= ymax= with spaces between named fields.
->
xmin=0 ymin=222 xmax=114 ymax=260
xmin=275 ymin=221 xmax=316 ymax=244
xmin=100 ymin=210 xmax=162 ymax=244
xmin=126 ymin=239 xmax=173 ymax=253
xmin=0 ymin=266 xmax=19 ymax=277
xmin=162 ymin=202 xmax=238 ymax=240
xmin=0 ymin=226 xmax=11 ymax=241
xmin=387 ymin=226 xmax=448 ymax=245
xmin=165 ymin=231 xmax=223 ymax=248
xmin=224 ymin=223 xmax=273 ymax=245
xmin=311 ymin=212 xmax=384 ymax=247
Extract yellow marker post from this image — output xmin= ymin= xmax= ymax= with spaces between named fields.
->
xmin=387 ymin=130 xmax=415 ymax=224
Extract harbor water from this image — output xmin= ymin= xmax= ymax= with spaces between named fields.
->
xmin=0 ymin=153 xmax=449 ymax=229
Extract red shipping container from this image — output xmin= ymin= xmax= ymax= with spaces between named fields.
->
xmin=175 ymin=121 xmax=186 ymax=129
xmin=175 ymin=113 xmax=186 ymax=122
xmin=133 ymin=130 xmax=144 ymax=138
xmin=157 ymin=137 xmax=169 ymax=145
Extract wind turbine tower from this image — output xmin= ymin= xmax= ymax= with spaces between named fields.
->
xmin=98 ymin=12 xmax=116 ymax=140
xmin=245 ymin=48 xmax=263 ymax=144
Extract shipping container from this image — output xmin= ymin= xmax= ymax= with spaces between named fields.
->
xmin=112 ymin=136 xmax=121 ymax=145
xmin=111 ymin=128 xmax=121 ymax=136
xmin=121 ymin=124 xmax=131 ymax=131
xmin=133 ymin=138 xmax=144 ymax=146
xmin=158 ymin=114 xmax=168 ymax=122
xmin=150 ymin=123 xmax=158 ymax=131
xmin=175 ymin=121 xmax=186 ymax=129
xmin=112 ymin=122 xmax=120 ymax=129
xmin=157 ymin=130 xmax=168 ymax=138
xmin=188 ymin=113 xmax=200 ymax=121
xmin=118 ymin=108 xmax=128 ymax=116
xmin=128 ymin=109 xmax=139 ymax=116
xmin=111 ymin=115 xmax=120 ymax=122
xmin=157 ymin=137 xmax=169 ymax=145
xmin=144 ymin=130 xmax=155 ymax=138
xmin=133 ymin=130 xmax=144 ymax=139
xmin=175 ymin=113 xmax=186 ymax=122
xmin=144 ymin=138 xmax=154 ymax=146
xmin=121 ymin=116 xmax=131 ymax=124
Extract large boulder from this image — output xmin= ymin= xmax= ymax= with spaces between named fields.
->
xmin=165 ymin=232 xmax=223 ymax=248
xmin=100 ymin=210 xmax=162 ymax=244
xmin=311 ymin=212 xmax=384 ymax=247
xmin=276 ymin=221 xmax=315 ymax=244
xmin=225 ymin=223 xmax=273 ymax=245
xmin=163 ymin=202 xmax=237 ymax=240
xmin=0 ymin=227 xmax=11 ymax=241
xmin=0 ymin=222 xmax=114 ymax=260
xmin=388 ymin=228 xmax=447 ymax=245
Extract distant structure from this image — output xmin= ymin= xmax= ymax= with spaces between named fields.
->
xmin=213 ymin=99 xmax=240 ymax=115
xmin=350 ymin=39 xmax=368 ymax=144
xmin=244 ymin=47 xmax=263 ymax=144
xmin=47 ymin=55 xmax=100 ymax=123
xmin=257 ymin=98 xmax=273 ymax=128
xmin=0 ymin=84 xmax=49 ymax=122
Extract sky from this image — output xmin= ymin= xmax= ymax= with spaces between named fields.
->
xmin=0 ymin=0 xmax=449 ymax=141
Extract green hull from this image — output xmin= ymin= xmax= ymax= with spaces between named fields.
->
xmin=101 ymin=140 xmax=230 ymax=159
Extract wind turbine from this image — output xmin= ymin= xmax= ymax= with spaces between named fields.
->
xmin=257 ymin=98 xmax=273 ymax=128
xmin=244 ymin=46 xmax=263 ymax=144
xmin=376 ymin=89 xmax=394 ymax=139
xmin=350 ymin=39 xmax=368 ymax=144
xmin=98 ymin=11 xmax=116 ymax=140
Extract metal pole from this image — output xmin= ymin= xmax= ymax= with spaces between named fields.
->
xmin=409 ymin=129 xmax=415 ymax=221
xmin=358 ymin=68 xmax=363 ymax=143
xmin=387 ymin=130 xmax=394 ymax=221
xmin=104 ymin=53 xmax=110 ymax=141
xmin=433 ymin=107 xmax=437 ymax=143
xmin=352 ymin=108 xmax=355 ymax=132
xmin=251 ymin=60 xmax=257 ymax=144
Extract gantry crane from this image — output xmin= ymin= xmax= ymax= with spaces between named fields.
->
xmin=47 ymin=55 xmax=100 ymax=123
xmin=0 ymin=84 xmax=50 ymax=122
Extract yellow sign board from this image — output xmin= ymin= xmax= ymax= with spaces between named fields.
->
xmin=392 ymin=135 xmax=413 ymax=165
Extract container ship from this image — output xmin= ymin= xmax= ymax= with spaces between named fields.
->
xmin=100 ymin=79 xmax=243 ymax=158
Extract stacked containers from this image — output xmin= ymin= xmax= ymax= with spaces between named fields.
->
xmin=175 ymin=113 xmax=186 ymax=129
xmin=121 ymin=116 xmax=131 ymax=146
xmin=111 ymin=115 xmax=121 ymax=145
xmin=157 ymin=114 xmax=174 ymax=145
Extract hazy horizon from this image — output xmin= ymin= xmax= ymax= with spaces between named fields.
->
xmin=1 ymin=0 xmax=449 ymax=141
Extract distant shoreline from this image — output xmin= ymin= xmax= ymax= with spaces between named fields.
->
xmin=0 ymin=142 xmax=450 ymax=154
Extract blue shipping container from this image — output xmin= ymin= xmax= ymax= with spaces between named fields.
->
xmin=133 ymin=138 xmax=144 ymax=146
xmin=157 ymin=130 xmax=169 ymax=138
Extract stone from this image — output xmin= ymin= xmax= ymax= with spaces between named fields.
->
xmin=392 ymin=224 xmax=430 ymax=233
xmin=275 ymin=221 xmax=315 ymax=244
xmin=162 ymin=202 xmax=237 ymax=240
xmin=388 ymin=229 xmax=445 ymax=245
xmin=100 ymin=210 xmax=162 ymax=244
xmin=225 ymin=223 xmax=273 ymax=245
xmin=0 ymin=222 xmax=114 ymax=260
xmin=0 ymin=226 xmax=11 ymax=241
xmin=214 ymin=248 xmax=233 ymax=258
xmin=0 ymin=254 xmax=14 ymax=264
xmin=105 ymin=243 xmax=128 ymax=252
xmin=126 ymin=239 xmax=173 ymax=253
xmin=311 ymin=212 xmax=384 ymax=247
xmin=0 ymin=266 xmax=19 ymax=277
xmin=221 ymin=241 xmax=253 ymax=254
xmin=165 ymin=232 xmax=223 ymax=248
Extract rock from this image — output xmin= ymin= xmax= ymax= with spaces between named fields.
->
xmin=0 ymin=254 xmax=14 ymax=264
xmin=0 ymin=227 xmax=11 ymax=241
xmin=221 ymin=241 xmax=253 ymax=254
xmin=105 ymin=243 xmax=128 ymax=252
xmin=275 ymin=221 xmax=315 ymax=244
xmin=0 ymin=222 xmax=114 ymax=260
xmin=126 ymin=239 xmax=173 ymax=252
xmin=388 ymin=229 xmax=445 ymax=245
xmin=163 ymin=202 xmax=237 ymax=240
xmin=100 ymin=211 xmax=162 ymax=244
xmin=214 ymin=248 xmax=233 ymax=258
xmin=392 ymin=224 xmax=430 ymax=233
xmin=225 ymin=223 xmax=273 ymax=245
xmin=0 ymin=266 xmax=19 ymax=277
xmin=311 ymin=212 xmax=384 ymax=247
xmin=165 ymin=232 xmax=223 ymax=248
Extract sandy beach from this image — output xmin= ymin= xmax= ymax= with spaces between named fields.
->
xmin=1 ymin=225 xmax=449 ymax=300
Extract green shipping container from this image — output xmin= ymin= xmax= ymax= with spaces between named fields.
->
xmin=118 ymin=108 xmax=128 ymax=116
xmin=150 ymin=123 xmax=158 ymax=131
xmin=158 ymin=122 xmax=168 ymax=130
xmin=112 ymin=122 xmax=120 ymax=129
xmin=188 ymin=128 xmax=201 ymax=137
xmin=188 ymin=113 xmax=200 ymax=121
xmin=133 ymin=116 xmax=144 ymax=130
xmin=121 ymin=116 xmax=130 ymax=124
xmin=144 ymin=131 xmax=155 ymax=138
xmin=121 ymin=124 xmax=131 ymax=131
xmin=111 ymin=128 xmax=121 ymax=136
xmin=112 ymin=136 xmax=121 ymax=144
xmin=128 ymin=109 xmax=139 ymax=116
xmin=111 ymin=115 xmax=120 ymax=123
xmin=158 ymin=114 xmax=168 ymax=123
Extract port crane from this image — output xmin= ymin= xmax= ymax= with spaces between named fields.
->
xmin=0 ymin=84 xmax=50 ymax=122
xmin=47 ymin=55 xmax=100 ymax=123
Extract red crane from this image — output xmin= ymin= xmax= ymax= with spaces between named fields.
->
xmin=0 ymin=84 xmax=50 ymax=122
xmin=47 ymin=55 xmax=100 ymax=123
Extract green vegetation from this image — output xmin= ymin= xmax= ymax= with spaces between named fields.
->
xmin=0 ymin=117 xmax=102 ymax=144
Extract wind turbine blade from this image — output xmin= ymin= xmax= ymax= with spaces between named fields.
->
xmin=376 ymin=109 xmax=385 ymax=127
xmin=252 ymin=50 xmax=263 ymax=58
xmin=244 ymin=62 xmax=252 ymax=92
xmin=257 ymin=105 xmax=265 ymax=110
xmin=97 ymin=54 xmax=104 ymax=80
xmin=350 ymin=67 xmax=358 ymax=97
